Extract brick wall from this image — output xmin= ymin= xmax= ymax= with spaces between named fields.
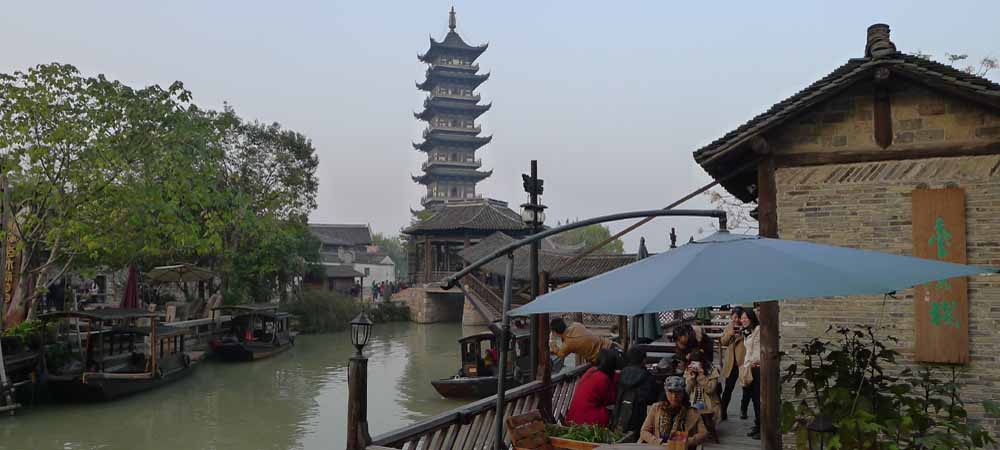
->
xmin=771 ymin=79 xmax=1000 ymax=155
xmin=766 ymin=80 xmax=1000 ymax=445
xmin=775 ymin=155 xmax=1000 ymax=438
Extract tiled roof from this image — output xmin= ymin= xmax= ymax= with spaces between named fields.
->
xmin=693 ymin=51 xmax=1000 ymax=202
xmin=404 ymin=199 xmax=529 ymax=235
xmin=309 ymin=224 xmax=372 ymax=247
xmin=324 ymin=264 xmax=363 ymax=278
xmin=461 ymin=232 xmax=637 ymax=283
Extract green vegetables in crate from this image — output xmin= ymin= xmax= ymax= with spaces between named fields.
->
xmin=545 ymin=424 xmax=623 ymax=443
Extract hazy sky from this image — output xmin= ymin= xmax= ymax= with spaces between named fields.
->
xmin=3 ymin=1 xmax=997 ymax=252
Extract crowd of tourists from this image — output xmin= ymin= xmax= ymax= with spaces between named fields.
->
xmin=370 ymin=280 xmax=402 ymax=301
xmin=552 ymin=306 xmax=762 ymax=449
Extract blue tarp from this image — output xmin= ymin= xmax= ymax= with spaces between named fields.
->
xmin=510 ymin=231 xmax=996 ymax=316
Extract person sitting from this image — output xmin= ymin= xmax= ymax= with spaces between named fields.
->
xmin=684 ymin=350 xmax=722 ymax=443
xmin=566 ymin=349 xmax=619 ymax=426
xmin=550 ymin=317 xmax=613 ymax=366
xmin=638 ymin=376 xmax=708 ymax=449
xmin=479 ymin=348 xmax=497 ymax=377
xmin=611 ymin=347 xmax=657 ymax=434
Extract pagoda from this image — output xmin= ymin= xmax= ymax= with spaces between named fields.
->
xmin=412 ymin=8 xmax=493 ymax=210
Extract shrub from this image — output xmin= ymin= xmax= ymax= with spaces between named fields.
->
xmin=368 ymin=301 xmax=410 ymax=323
xmin=285 ymin=289 xmax=411 ymax=333
xmin=285 ymin=288 xmax=361 ymax=333
xmin=781 ymin=325 xmax=1000 ymax=449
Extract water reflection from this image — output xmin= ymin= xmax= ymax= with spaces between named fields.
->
xmin=0 ymin=322 xmax=470 ymax=450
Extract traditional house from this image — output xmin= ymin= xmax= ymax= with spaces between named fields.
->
xmin=694 ymin=24 xmax=1000 ymax=439
xmin=308 ymin=224 xmax=396 ymax=298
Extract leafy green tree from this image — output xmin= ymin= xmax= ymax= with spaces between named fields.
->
xmin=554 ymin=223 xmax=624 ymax=254
xmin=0 ymin=63 xmax=225 ymax=325
xmin=213 ymin=116 xmax=320 ymax=304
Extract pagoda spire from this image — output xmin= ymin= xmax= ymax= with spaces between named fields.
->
xmin=449 ymin=7 xmax=456 ymax=31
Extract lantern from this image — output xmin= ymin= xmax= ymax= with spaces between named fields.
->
xmin=350 ymin=312 xmax=373 ymax=357
xmin=519 ymin=202 xmax=547 ymax=227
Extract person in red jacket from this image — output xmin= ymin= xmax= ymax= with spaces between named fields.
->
xmin=566 ymin=349 xmax=619 ymax=426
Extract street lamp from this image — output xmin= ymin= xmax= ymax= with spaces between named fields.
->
xmin=350 ymin=311 xmax=373 ymax=357
xmin=520 ymin=202 xmax=547 ymax=226
xmin=807 ymin=414 xmax=837 ymax=450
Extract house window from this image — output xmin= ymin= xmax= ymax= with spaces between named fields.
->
xmin=450 ymin=153 xmax=458 ymax=162
xmin=364 ymin=268 xmax=371 ymax=277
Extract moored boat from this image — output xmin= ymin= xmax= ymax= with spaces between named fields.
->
xmin=209 ymin=304 xmax=294 ymax=362
xmin=430 ymin=324 xmax=532 ymax=399
xmin=39 ymin=309 xmax=205 ymax=402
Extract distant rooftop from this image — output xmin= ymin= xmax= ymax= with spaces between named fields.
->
xmin=309 ymin=224 xmax=372 ymax=247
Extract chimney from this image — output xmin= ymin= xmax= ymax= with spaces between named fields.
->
xmin=866 ymin=23 xmax=897 ymax=58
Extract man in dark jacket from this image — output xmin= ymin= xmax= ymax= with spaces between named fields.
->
xmin=611 ymin=347 xmax=657 ymax=434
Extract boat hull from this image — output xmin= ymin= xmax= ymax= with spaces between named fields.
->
xmin=211 ymin=340 xmax=293 ymax=362
xmin=46 ymin=360 xmax=200 ymax=402
xmin=431 ymin=376 xmax=523 ymax=399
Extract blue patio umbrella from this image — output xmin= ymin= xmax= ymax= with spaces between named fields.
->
xmin=510 ymin=231 xmax=996 ymax=316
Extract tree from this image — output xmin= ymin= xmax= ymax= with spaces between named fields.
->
xmin=0 ymin=63 xmax=226 ymax=326
xmin=213 ymin=115 xmax=320 ymax=303
xmin=372 ymin=231 xmax=408 ymax=279
xmin=554 ymin=223 xmax=624 ymax=254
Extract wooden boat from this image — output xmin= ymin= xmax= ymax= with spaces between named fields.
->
xmin=1 ymin=336 xmax=40 ymax=412
xmin=431 ymin=324 xmax=532 ymax=399
xmin=209 ymin=304 xmax=294 ymax=362
xmin=39 ymin=309 xmax=205 ymax=402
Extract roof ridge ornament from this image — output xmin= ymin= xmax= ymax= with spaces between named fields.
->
xmin=449 ymin=6 xmax=457 ymax=31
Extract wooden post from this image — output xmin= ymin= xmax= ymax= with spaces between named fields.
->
xmin=423 ymin=236 xmax=432 ymax=284
xmin=757 ymin=156 xmax=781 ymax=450
xmin=347 ymin=355 xmax=371 ymax=450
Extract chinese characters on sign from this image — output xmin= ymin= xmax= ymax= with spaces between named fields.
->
xmin=2 ymin=231 xmax=17 ymax=315
xmin=912 ymin=187 xmax=968 ymax=364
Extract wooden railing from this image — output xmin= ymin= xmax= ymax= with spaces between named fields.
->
xmin=369 ymin=365 xmax=589 ymax=450
xmin=463 ymin=274 xmax=505 ymax=321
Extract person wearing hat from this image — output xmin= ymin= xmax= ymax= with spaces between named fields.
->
xmin=638 ymin=376 xmax=707 ymax=449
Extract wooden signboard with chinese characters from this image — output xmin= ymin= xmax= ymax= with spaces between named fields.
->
xmin=912 ymin=187 xmax=968 ymax=364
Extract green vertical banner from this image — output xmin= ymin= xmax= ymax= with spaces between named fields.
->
xmin=912 ymin=187 xmax=968 ymax=364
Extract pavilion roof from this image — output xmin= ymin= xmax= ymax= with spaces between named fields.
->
xmin=404 ymin=199 xmax=528 ymax=236
xmin=412 ymin=167 xmax=492 ymax=184
xmin=413 ymin=134 xmax=492 ymax=151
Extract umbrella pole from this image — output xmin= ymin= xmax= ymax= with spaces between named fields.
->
xmin=494 ymin=253 xmax=514 ymax=450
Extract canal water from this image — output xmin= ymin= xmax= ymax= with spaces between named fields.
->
xmin=0 ymin=322 xmax=479 ymax=450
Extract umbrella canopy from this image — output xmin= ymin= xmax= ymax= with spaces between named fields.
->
xmin=120 ymin=264 xmax=139 ymax=309
xmin=145 ymin=264 xmax=216 ymax=284
xmin=511 ymin=231 xmax=996 ymax=316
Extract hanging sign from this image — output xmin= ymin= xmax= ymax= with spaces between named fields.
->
xmin=912 ymin=187 xmax=968 ymax=364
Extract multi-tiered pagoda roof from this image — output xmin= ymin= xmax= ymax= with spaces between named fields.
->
xmin=412 ymin=8 xmax=494 ymax=209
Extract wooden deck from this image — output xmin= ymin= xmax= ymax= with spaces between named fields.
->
xmin=703 ymin=386 xmax=759 ymax=450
